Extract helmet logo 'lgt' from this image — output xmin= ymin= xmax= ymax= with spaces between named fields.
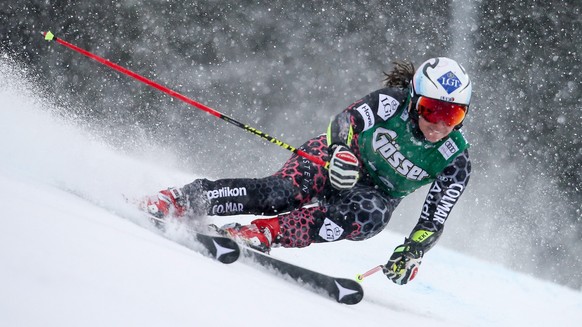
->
xmin=437 ymin=71 xmax=462 ymax=94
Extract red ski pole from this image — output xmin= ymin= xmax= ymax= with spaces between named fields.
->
xmin=41 ymin=31 xmax=329 ymax=169
xmin=356 ymin=265 xmax=384 ymax=282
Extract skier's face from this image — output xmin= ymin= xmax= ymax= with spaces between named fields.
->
xmin=418 ymin=116 xmax=455 ymax=143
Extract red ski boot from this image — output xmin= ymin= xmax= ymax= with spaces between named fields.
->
xmin=220 ymin=217 xmax=281 ymax=253
xmin=145 ymin=187 xmax=189 ymax=219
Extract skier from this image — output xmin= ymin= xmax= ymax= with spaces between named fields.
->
xmin=144 ymin=57 xmax=472 ymax=285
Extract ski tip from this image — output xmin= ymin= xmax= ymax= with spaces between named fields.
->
xmin=43 ymin=31 xmax=55 ymax=41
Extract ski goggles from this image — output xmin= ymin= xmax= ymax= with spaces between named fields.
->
xmin=416 ymin=96 xmax=467 ymax=127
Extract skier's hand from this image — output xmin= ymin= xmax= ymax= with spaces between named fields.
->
xmin=383 ymin=240 xmax=423 ymax=285
xmin=328 ymin=144 xmax=360 ymax=190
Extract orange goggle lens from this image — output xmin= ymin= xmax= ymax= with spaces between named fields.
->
xmin=417 ymin=96 xmax=467 ymax=127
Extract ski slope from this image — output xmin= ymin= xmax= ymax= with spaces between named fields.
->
xmin=1 ymin=59 xmax=581 ymax=327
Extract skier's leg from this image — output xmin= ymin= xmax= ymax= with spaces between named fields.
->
xmin=184 ymin=135 xmax=329 ymax=216
xmin=222 ymin=184 xmax=398 ymax=251
xmin=226 ymin=184 xmax=399 ymax=252
xmin=207 ymin=135 xmax=330 ymax=251
xmin=183 ymin=177 xmax=300 ymax=216
xmin=274 ymin=185 xmax=401 ymax=248
xmin=145 ymin=135 xmax=329 ymax=219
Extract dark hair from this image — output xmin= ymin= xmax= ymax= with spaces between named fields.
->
xmin=383 ymin=60 xmax=415 ymax=89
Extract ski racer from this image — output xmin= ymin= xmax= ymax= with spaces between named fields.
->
xmin=144 ymin=57 xmax=472 ymax=285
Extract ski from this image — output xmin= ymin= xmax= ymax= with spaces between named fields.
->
xmin=147 ymin=214 xmax=241 ymax=264
xmin=240 ymin=247 xmax=364 ymax=305
xmin=145 ymin=214 xmax=363 ymax=304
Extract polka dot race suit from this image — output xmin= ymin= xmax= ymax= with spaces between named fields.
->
xmin=182 ymin=87 xmax=471 ymax=253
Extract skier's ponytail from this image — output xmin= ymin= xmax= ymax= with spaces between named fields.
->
xmin=382 ymin=60 xmax=415 ymax=89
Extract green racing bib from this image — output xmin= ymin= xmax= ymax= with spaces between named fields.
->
xmin=358 ymin=107 xmax=469 ymax=198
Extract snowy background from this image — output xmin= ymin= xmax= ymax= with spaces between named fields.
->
xmin=2 ymin=0 xmax=581 ymax=289
xmin=1 ymin=1 xmax=582 ymax=324
xmin=1 ymin=50 xmax=582 ymax=327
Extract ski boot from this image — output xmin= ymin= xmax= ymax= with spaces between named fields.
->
xmin=144 ymin=187 xmax=189 ymax=219
xmin=217 ymin=217 xmax=281 ymax=253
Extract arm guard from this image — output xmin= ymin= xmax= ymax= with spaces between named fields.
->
xmin=327 ymin=108 xmax=359 ymax=147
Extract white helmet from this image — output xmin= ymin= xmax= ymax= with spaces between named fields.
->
xmin=412 ymin=57 xmax=471 ymax=106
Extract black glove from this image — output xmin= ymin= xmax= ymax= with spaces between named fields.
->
xmin=383 ymin=239 xmax=423 ymax=285
xmin=328 ymin=144 xmax=360 ymax=190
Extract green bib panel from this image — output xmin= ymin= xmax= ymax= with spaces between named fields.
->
xmin=358 ymin=108 xmax=469 ymax=198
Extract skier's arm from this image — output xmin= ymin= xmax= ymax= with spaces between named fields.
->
xmin=326 ymin=88 xmax=406 ymax=147
xmin=326 ymin=103 xmax=363 ymax=189
xmin=409 ymin=149 xmax=472 ymax=253
xmin=384 ymin=150 xmax=471 ymax=285
xmin=326 ymin=107 xmax=362 ymax=148
xmin=326 ymin=88 xmax=407 ymax=190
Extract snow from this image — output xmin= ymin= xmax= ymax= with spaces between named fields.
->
xmin=1 ymin=61 xmax=582 ymax=327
